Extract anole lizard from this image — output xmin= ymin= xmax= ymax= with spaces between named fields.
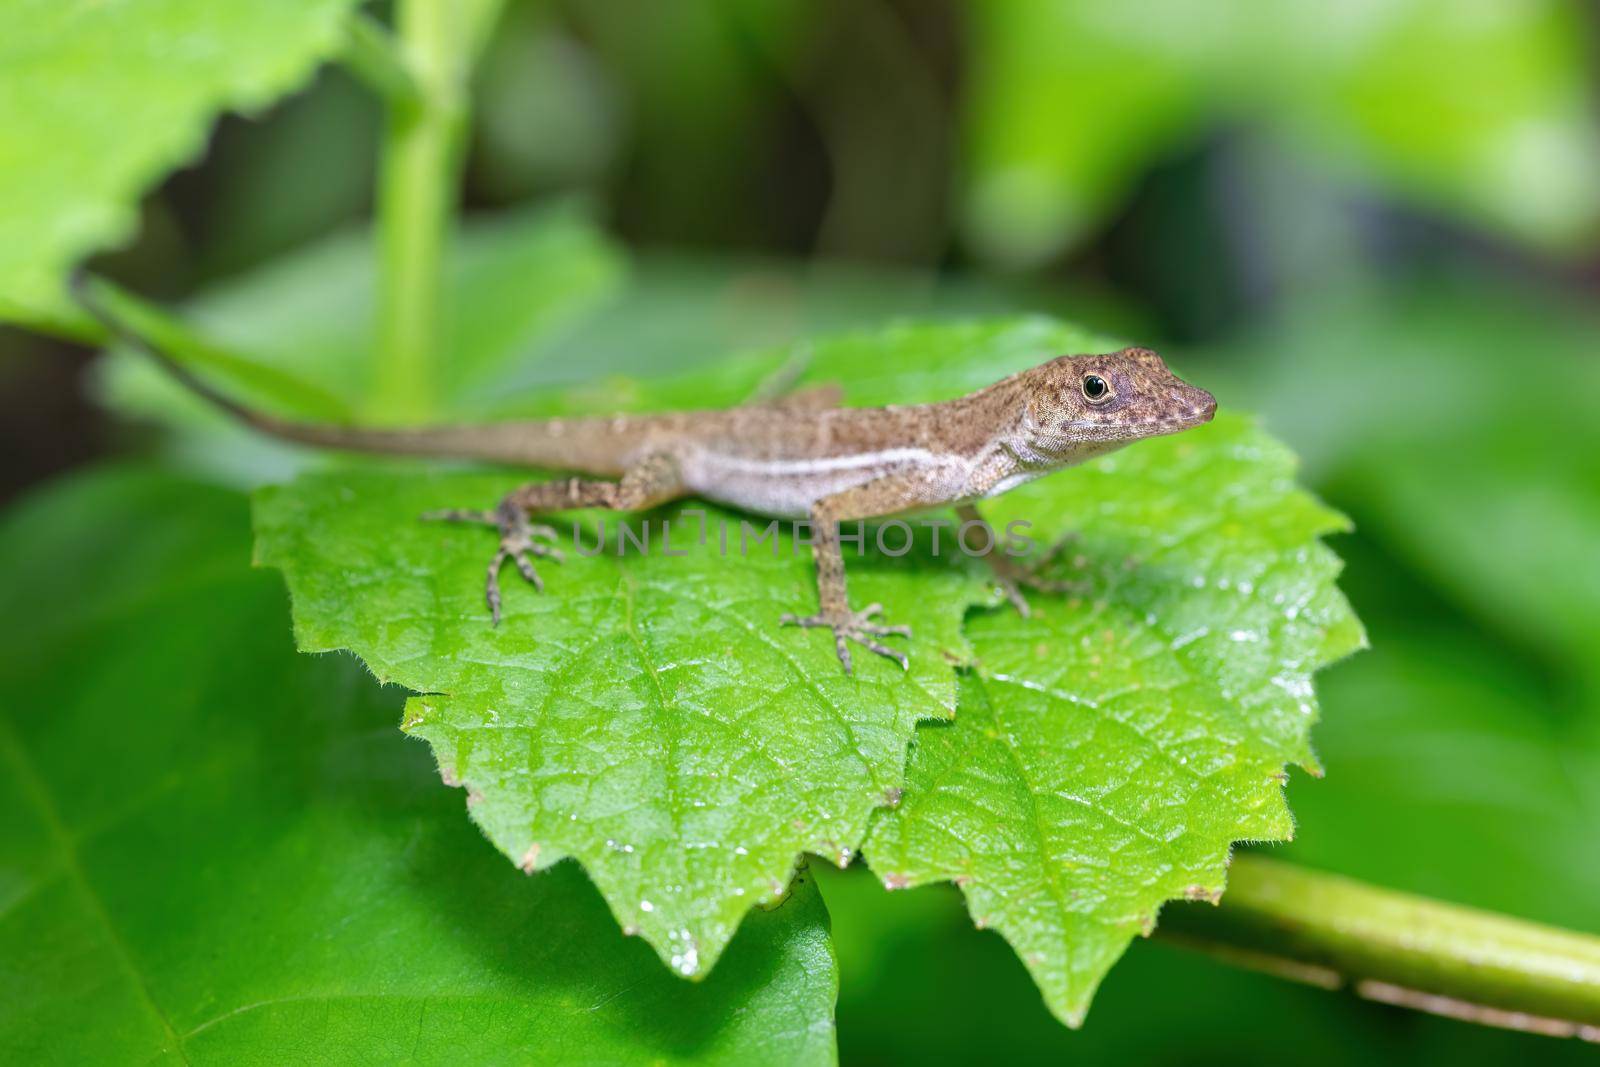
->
xmin=86 ymin=288 xmax=1215 ymax=673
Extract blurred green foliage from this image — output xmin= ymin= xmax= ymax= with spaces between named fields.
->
xmin=963 ymin=0 xmax=1600 ymax=266
xmin=1225 ymin=281 xmax=1600 ymax=692
xmin=0 ymin=0 xmax=362 ymax=328
xmin=816 ymin=862 xmax=1598 ymax=1066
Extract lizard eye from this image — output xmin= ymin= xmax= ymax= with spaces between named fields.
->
xmin=1081 ymin=374 xmax=1112 ymax=403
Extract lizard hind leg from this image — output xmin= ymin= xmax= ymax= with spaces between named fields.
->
xmin=421 ymin=453 xmax=685 ymax=624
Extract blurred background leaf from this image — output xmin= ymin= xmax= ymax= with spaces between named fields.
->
xmin=0 ymin=0 xmax=363 ymax=329
xmin=962 ymin=0 xmax=1600 ymax=268
xmin=1218 ymin=279 xmax=1600 ymax=691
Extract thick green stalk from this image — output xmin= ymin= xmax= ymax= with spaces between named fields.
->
xmin=340 ymin=14 xmax=420 ymax=109
xmin=1158 ymin=855 xmax=1600 ymax=1040
xmin=372 ymin=1 xmax=501 ymax=420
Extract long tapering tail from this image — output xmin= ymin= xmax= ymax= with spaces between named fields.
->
xmin=71 ymin=272 xmax=632 ymax=471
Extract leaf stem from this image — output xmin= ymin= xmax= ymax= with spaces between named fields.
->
xmin=371 ymin=0 xmax=502 ymax=420
xmin=1156 ymin=855 xmax=1600 ymax=1040
xmin=340 ymin=14 xmax=420 ymax=109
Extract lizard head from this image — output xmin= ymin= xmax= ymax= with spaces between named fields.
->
xmin=1020 ymin=347 xmax=1216 ymax=458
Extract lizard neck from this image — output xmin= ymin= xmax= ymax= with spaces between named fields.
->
xmin=966 ymin=433 xmax=1131 ymax=502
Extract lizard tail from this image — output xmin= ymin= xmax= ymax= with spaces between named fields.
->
xmin=72 ymin=272 xmax=629 ymax=471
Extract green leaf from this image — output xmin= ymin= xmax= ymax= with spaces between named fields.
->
xmin=965 ymin=0 xmax=1600 ymax=264
xmin=253 ymin=477 xmax=982 ymax=981
xmin=249 ymin=318 xmax=1113 ymax=978
xmin=250 ymin=315 xmax=1358 ymax=1010
xmin=863 ymin=412 xmax=1363 ymax=1026
xmin=0 ymin=466 xmax=838 ymax=1065
xmin=0 ymin=0 xmax=366 ymax=327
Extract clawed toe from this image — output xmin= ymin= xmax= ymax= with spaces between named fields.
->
xmin=854 ymin=603 xmax=910 ymax=638
xmin=994 ymin=577 xmax=1032 ymax=618
xmin=510 ymin=550 xmax=545 ymax=593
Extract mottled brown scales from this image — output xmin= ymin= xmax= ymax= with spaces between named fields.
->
xmin=101 ymin=298 xmax=1216 ymax=673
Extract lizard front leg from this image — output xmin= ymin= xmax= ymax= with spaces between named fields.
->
xmin=424 ymin=452 xmax=685 ymax=623
xmin=955 ymin=502 xmax=1085 ymax=617
xmin=782 ymin=475 xmax=930 ymax=674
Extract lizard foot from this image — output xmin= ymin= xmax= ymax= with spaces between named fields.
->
xmin=985 ymin=534 xmax=1089 ymax=618
xmin=422 ymin=500 xmax=564 ymax=624
xmin=780 ymin=602 xmax=911 ymax=675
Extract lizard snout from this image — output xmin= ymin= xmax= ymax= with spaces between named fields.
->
xmin=1168 ymin=383 xmax=1216 ymax=426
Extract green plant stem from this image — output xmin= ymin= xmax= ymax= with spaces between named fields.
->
xmin=340 ymin=14 xmax=420 ymax=109
xmin=372 ymin=1 xmax=501 ymax=420
xmin=1157 ymin=855 xmax=1600 ymax=1040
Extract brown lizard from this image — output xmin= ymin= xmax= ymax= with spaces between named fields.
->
xmin=86 ymin=288 xmax=1215 ymax=673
